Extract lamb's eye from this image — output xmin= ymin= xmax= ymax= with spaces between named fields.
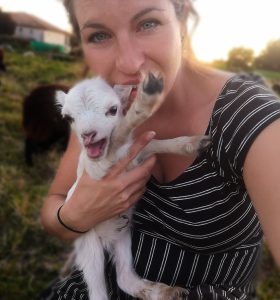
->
xmin=107 ymin=105 xmax=118 ymax=116
xmin=64 ymin=114 xmax=74 ymax=124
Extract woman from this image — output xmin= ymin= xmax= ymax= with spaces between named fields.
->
xmin=39 ymin=0 xmax=280 ymax=299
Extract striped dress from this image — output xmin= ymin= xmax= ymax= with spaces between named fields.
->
xmin=38 ymin=74 xmax=280 ymax=300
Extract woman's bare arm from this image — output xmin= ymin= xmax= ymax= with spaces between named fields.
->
xmin=40 ymin=132 xmax=82 ymax=240
xmin=244 ymin=119 xmax=280 ymax=267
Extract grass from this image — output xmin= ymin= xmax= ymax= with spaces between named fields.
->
xmin=256 ymin=70 xmax=280 ymax=82
xmin=0 ymin=51 xmax=81 ymax=299
xmin=0 ymin=51 xmax=280 ymax=299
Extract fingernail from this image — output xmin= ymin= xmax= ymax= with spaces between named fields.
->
xmin=147 ymin=131 xmax=156 ymax=139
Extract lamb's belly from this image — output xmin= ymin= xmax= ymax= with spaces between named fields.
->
xmin=95 ymin=208 xmax=133 ymax=250
xmin=94 ymin=218 xmax=128 ymax=252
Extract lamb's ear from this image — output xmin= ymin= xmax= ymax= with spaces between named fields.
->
xmin=55 ymin=90 xmax=66 ymax=108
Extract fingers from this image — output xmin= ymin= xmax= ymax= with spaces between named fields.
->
xmin=127 ymin=187 xmax=147 ymax=206
xmin=120 ymin=177 xmax=148 ymax=203
xmin=106 ymin=131 xmax=156 ymax=178
xmin=118 ymin=154 xmax=156 ymax=187
xmin=114 ymin=155 xmax=155 ymax=212
xmin=115 ymin=186 xmax=147 ymax=215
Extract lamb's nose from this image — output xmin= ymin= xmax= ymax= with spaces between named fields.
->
xmin=81 ymin=131 xmax=97 ymax=144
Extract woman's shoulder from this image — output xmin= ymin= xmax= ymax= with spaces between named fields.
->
xmin=209 ymin=72 xmax=280 ymax=179
xmin=219 ymin=72 xmax=277 ymax=100
xmin=212 ymin=72 xmax=280 ymax=118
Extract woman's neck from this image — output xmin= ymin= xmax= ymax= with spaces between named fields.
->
xmin=162 ymin=63 xmax=231 ymax=113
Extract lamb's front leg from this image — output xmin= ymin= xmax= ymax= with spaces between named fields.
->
xmin=140 ymin=135 xmax=211 ymax=159
xmin=75 ymin=231 xmax=109 ymax=300
xmin=125 ymin=72 xmax=164 ymax=130
xmin=113 ymin=230 xmax=187 ymax=300
xmin=111 ymin=73 xmax=164 ymax=149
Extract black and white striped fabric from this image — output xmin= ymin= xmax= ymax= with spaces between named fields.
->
xmin=38 ymin=74 xmax=280 ymax=300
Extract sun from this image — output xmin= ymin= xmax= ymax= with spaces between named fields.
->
xmin=192 ymin=0 xmax=280 ymax=62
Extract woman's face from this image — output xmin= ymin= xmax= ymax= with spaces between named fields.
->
xmin=74 ymin=0 xmax=185 ymax=96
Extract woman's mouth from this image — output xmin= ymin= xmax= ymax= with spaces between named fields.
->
xmin=129 ymin=85 xmax=138 ymax=101
xmin=113 ymin=83 xmax=139 ymax=114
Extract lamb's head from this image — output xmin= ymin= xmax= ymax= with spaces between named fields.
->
xmin=56 ymin=77 xmax=125 ymax=160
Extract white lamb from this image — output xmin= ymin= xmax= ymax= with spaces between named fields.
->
xmin=56 ymin=73 xmax=210 ymax=300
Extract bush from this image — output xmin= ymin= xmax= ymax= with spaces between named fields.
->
xmin=0 ymin=35 xmax=31 ymax=52
xmin=255 ymin=39 xmax=280 ymax=72
xmin=226 ymin=47 xmax=254 ymax=72
xmin=0 ymin=10 xmax=15 ymax=35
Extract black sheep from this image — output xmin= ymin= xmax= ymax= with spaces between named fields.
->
xmin=22 ymin=84 xmax=70 ymax=166
xmin=0 ymin=48 xmax=6 ymax=72
xmin=272 ymin=83 xmax=280 ymax=96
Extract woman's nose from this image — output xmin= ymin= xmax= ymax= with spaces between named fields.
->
xmin=115 ymin=37 xmax=144 ymax=75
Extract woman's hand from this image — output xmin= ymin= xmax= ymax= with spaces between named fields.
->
xmin=59 ymin=131 xmax=156 ymax=234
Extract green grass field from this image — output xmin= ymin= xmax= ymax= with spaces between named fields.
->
xmin=0 ymin=51 xmax=279 ymax=299
xmin=257 ymin=70 xmax=280 ymax=82
xmin=0 ymin=51 xmax=81 ymax=299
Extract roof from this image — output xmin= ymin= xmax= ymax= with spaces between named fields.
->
xmin=9 ymin=12 xmax=70 ymax=35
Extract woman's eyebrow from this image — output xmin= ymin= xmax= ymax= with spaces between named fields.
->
xmin=132 ymin=7 xmax=165 ymax=21
xmin=81 ymin=22 xmax=106 ymax=31
xmin=81 ymin=7 xmax=164 ymax=31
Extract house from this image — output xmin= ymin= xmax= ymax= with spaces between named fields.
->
xmin=9 ymin=12 xmax=71 ymax=53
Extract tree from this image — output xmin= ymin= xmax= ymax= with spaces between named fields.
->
xmin=0 ymin=9 xmax=15 ymax=35
xmin=255 ymin=39 xmax=280 ymax=71
xmin=226 ymin=47 xmax=254 ymax=71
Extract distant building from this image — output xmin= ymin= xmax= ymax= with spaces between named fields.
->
xmin=9 ymin=12 xmax=71 ymax=53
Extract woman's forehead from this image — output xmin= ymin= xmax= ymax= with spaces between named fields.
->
xmin=73 ymin=0 xmax=174 ymax=23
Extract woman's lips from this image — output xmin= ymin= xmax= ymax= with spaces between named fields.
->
xmin=122 ymin=78 xmax=141 ymax=85
xmin=129 ymin=86 xmax=138 ymax=100
xmin=113 ymin=80 xmax=140 ymax=113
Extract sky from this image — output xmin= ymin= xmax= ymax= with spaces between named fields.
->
xmin=0 ymin=0 xmax=279 ymax=62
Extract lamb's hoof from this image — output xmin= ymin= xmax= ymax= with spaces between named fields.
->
xmin=142 ymin=72 xmax=163 ymax=95
xmin=198 ymin=135 xmax=211 ymax=154
xmin=160 ymin=285 xmax=187 ymax=300
xmin=138 ymin=282 xmax=187 ymax=300
xmin=182 ymin=135 xmax=211 ymax=155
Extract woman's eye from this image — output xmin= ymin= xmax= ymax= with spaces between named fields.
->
xmin=88 ymin=32 xmax=111 ymax=43
xmin=139 ymin=20 xmax=160 ymax=31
